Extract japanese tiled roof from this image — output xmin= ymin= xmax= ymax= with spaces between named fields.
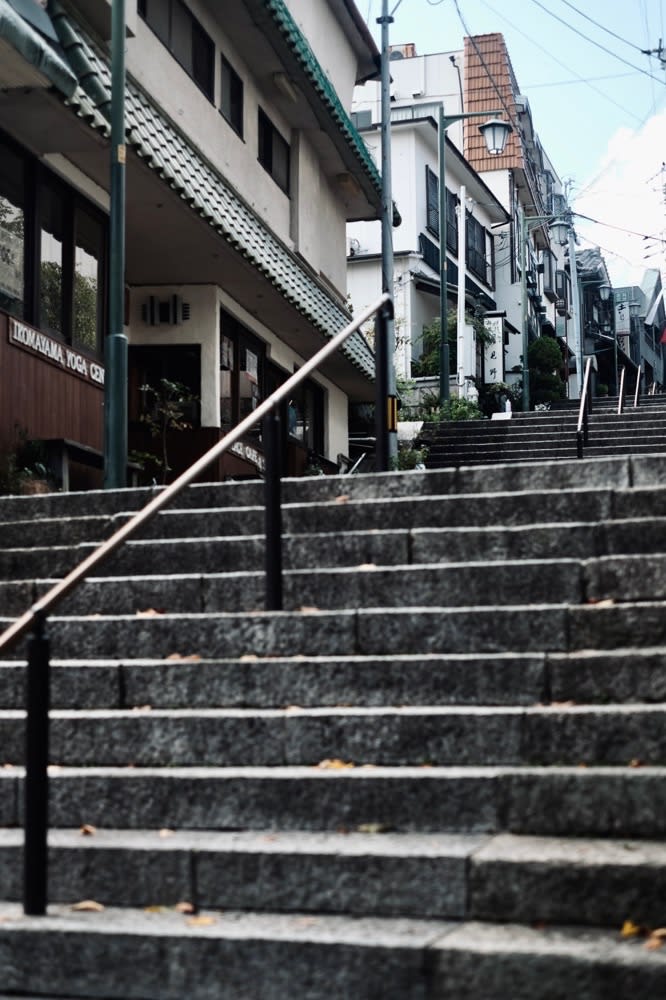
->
xmin=48 ymin=1 xmax=375 ymax=381
xmin=462 ymin=33 xmax=525 ymax=174
xmin=0 ymin=0 xmax=77 ymax=95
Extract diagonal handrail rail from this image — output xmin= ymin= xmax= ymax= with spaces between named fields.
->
xmin=576 ymin=356 xmax=593 ymax=459
xmin=0 ymin=292 xmax=392 ymax=657
xmin=632 ymin=361 xmax=642 ymax=409
xmin=617 ymin=366 xmax=626 ymax=415
xmin=3 ymin=291 xmax=393 ymax=917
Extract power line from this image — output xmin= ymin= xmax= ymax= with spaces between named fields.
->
xmin=524 ymin=72 xmax=638 ymax=88
xmin=556 ymin=0 xmax=649 ymax=55
xmin=478 ymin=0 xmax=644 ymax=123
xmin=452 ymin=0 xmax=520 ymax=132
xmin=528 ymin=0 xmax=666 ymax=85
xmin=573 ymin=211 xmax=666 ymax=244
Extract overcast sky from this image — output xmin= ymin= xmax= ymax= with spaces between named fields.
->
xmin=362 ymin=0 xmax=666 ymax=288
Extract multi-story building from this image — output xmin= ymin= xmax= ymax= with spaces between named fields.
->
xmin=348 ymin=35 xmax=573 ymax=402
xmin=0 ymin=0 xmax=382 ymax=488
xmin=614 ymin=269 xmax=665 ymax=391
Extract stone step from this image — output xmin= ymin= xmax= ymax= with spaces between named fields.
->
xmin=0 ymin=905 xmax=664 ymax=1000
xmin=2 ymin=600 xmax=665 ymax=660
xmin=2 ymin=765 xmax=666 ymax=837
xmin=2 ymin=646 xmax=664 ymax=710
xmin=1 ymin=703 xmax=664 ymax=767
xmin=0 ymin=557 xmax=586 ymax=617
xmin=0 ymin=830 xmax=663 ymax=927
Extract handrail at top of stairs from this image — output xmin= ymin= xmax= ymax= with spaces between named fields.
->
xmin=633 ymin=361 xmax=643 ymax=409
xmin=576 ymin=356 xmax=594 ymax=459
xmin=617 ymin=366 xmax=626 ymax=415
xmin=0 ymin=290 xmax=393 ymax=917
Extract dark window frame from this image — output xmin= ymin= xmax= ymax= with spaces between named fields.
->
xmin=139 ymin=0 xmax=215 ymax=102
xmin=0 ymin=131 xmax=107 ymax=356
xmin=258 ymin=108 xmax=290 ymax=195
xmin=425 ymin=165 xmax=439 ymax=238
xmin=466 ymin=212 xmax=493 ymax=287
xmin=220 ymin=54 xmax=243 ymax=137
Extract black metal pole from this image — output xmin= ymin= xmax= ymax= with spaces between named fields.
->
xmin=23 ymin=614 xmax=50 ymax=915
xmin=264 ymin=407 xmax=283 ymax=611
xmin=374 ymin=302 xmax=392 ymax=471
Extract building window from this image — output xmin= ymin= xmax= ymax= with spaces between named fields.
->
xmin=446 ymin=188 xmax=458 ymax=255
xmin=139 ymin=0 xmax=214 ymax=101
xmin=129 ymin=344 xmax=201 ymax=427
xmin=425 ymin=166 xmax=438 ymax=238
xmin=258 ymin=109 xmax=290 ymax=194
xmin=220 ymin=55 xmax=243 ymax=136
xmin=467 ymin=213 xmax=492 ymax=287
xmin=219 ymin=308 xmax=266 ymax=434
xmin=0 ymin=133 xmax=107 ymax=354
xmin=0 ymin=141 xmax=25 ymax=319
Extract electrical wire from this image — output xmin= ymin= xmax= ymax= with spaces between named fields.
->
xmin=524 ymin=72 xmax=638 ymax=88
xmin=527 ymin=0 xmax=665 ymax=85
xmin=556 ymin=0 xmax=650 ymax=55
xmin=477 ymin=0 xmax=644 ymax=123
xmin=452 ymin=0 xmax=520 ymax=133
xmin=573 ymin=211 xmax=666 ymax=244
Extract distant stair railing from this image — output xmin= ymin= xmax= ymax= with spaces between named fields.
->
xmin=576 ymin=356 xmax=594 ymax=459
xmin=633 ymin=362 xmax=643 ymax=409
xmin=617 ymin=366 xmax=626 ymax=415
xmin=0 ymin=291 xmax=393 ymax=918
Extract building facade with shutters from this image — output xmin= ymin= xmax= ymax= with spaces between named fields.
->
xmin=0 ymin=0 xmax=382 ymax=489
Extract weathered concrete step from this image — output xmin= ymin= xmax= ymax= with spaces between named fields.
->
xmin=0 ymin=827 xmax=484 ymax=918
xmin=2 ymin=703 xmax=664 ymax=767
xmin=0 ymin=652 xmax=549 ymax=709
xmin=1 ymin=646 xmax=664 ymax=711
xmin=5 ymin=558 xmax=585 ymax=617
xmin=2 ymin=600 xmax=666 ymax=660
xmin=1 ymin=829 xmax=663 ymax=927
xmin=0 ymin=905 xmax=664 ymax=1000
xmin=2 ymin=765 xmax=665 ymax=837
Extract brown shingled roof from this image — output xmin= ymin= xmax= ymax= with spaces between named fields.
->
xmin=463 ymin=34 xmax=524 ymax=174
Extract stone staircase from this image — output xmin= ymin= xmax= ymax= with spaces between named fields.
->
xmin=0 ymin=455 xmax=666 ymax=998
xmin=418 ymin=394 xmax=666 ymax=467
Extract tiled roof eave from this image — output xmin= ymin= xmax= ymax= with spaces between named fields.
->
xmin=0 ymin=0 xmax=78 ymax=96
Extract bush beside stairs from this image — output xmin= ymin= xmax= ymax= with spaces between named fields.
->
xmin=1 ymin=444 xmax=666 ymax=996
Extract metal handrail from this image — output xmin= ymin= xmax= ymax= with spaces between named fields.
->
xmin=0 ymin=292 xmax=391 ymax=657
xmin=633 ymin=362 xmax=642 ymax=408
xmin=0 ymin=291 xmax=392 ymax=917
xmin=617 ymin=366 xmax=626 ymax=415
xmin=576 ymin=356 xmax=594 ymax=459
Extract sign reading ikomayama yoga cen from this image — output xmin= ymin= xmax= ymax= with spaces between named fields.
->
xmin=8 ymin=317 xmax=105 ymax=386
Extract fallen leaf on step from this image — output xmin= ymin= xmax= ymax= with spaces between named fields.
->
xmin=358 ymin=563 xmax=377 ymax=570
xmin=621 ymin=919 xmax=643 ymax=938
xmin=136 ymin=608 xmax=164 ymax=617
xmin=285 ymin=705 xmax=302 ymax=712
xmin=299 ymin=606 xmax=320 ymax=614
xmin=47 ymin=765 xmax=62 ymax=774
xmin=335 ymin=495 xmax=350 ymax=504
xmin=2 ymin=763 xmax=14 ymax=770
xmin=645 ymin=936 xmax=664 ymax=951
xmin=71 ymin=900 xmax=104 ymax=912
xmin=79 ymin=824 xmax=97 ymax=836
xmin=187 ymin=915 xmax=217 ymax=927
xmin=628 ymin=759 xmax=643 ymax=768
xmin=357 ymin=822 xmax=389 ymax=834
xmin=586 ymin=598 xmax=615 ymax=607
xmin=317 ymin=758 xmax=354 ymax=769
xmin=550 ymin=701 xmax=576 ymax=709
xmin=165 ymin=652 xmax=201 ymax=661
xmin=144 ymin=905 xmax=168 ymax=913
xmin=240 ymin=654 xmax=259 ymax=661
xmin=158 ymin=829 xmax=174 ymax=838
xmin=132 ymin=705 xmax=152 ymax=713
xmin=174 ymin=901 xmax=195 ymax=914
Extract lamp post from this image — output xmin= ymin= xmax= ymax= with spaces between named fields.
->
xmin=438 ymin=112 xmax=511 ymax=403
xmin=598 ymin=283 xmax=617 ymax=395
xmin=104 ymin=0 xmax=127 ymax=488
xmin=519 ymin=211 xmax=570 ymax=410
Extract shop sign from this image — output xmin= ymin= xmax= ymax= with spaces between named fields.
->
xmin=230 ymin=439 xmax=265 ymax=472
xmin=8 ymin=317 xmax=105 ymax=386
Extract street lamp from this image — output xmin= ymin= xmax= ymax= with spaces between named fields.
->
xmin=438 ymin=110 xmax=511 ymax=403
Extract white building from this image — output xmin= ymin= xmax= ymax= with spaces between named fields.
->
xmin=0 ymin=0 xmax=382 ymax=486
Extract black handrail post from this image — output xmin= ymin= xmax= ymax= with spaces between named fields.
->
xmin=264 ymin=406 xmax=283 ymax=612
xmin=23 ymin=613 xmax=50 ymax=915
xmin=375 ymin=299 xmax=394 ymax=472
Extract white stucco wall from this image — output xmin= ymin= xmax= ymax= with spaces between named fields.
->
xmin=286 ymin=0 xmax=358 ymax=105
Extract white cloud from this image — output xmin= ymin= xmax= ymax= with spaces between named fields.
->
xmin=572 ymin=109 xmax=666 ymax=289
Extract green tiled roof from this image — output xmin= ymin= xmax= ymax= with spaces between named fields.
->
xmin=0 ymin=0 xmax=77 ymax=96
xmin=48 ymin=2 xmax=376 ymax=382
xmin=262 ymin=0 xmax=382 ymax=199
